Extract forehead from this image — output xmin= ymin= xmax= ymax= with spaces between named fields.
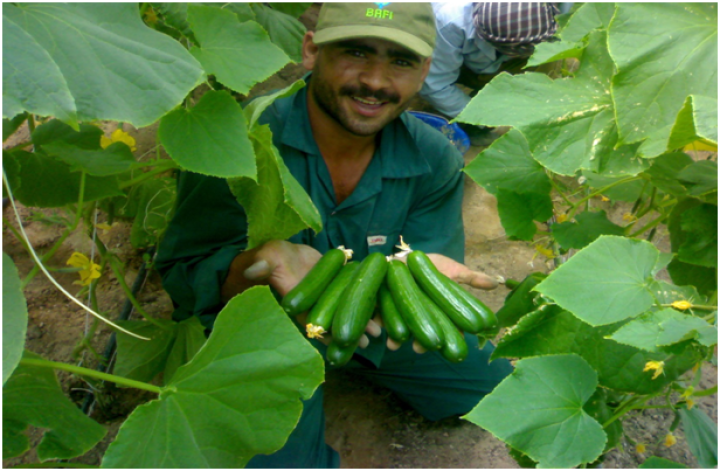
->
xmin=324 ymin=37 xmax=423 ymax=62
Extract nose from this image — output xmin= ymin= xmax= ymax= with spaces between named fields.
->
xmin=358 ymin=59 xmax=391 ymax=91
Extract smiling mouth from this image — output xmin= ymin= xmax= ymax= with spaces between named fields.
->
xmin=352 ymin=96 xmax=386 ymax=106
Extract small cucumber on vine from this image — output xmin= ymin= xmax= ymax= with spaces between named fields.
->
xmin=496 ymin=272 xmax=547 ymax=327
xmin=407 ymin=250 xmax=491 ymax=333
xmin=326 ymin=340 xmax=358 ymax=367
xmin=386 ymin=259 xmax=443 ymax=351
xmin=417 ymin=290 xmax=468 ymax=363
xmin=377 ymin=282 xmax=410 ymax=343
xmin=281 ymin=246 xmax=352 ymax=316
xmin=305 ymin=261 xmax=360 ymax=338
xmin=331 ymin=252 xmax=388 ymax=347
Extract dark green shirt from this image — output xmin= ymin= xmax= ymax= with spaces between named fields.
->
xmin=156 ymin=85 xmax=466 ymax=350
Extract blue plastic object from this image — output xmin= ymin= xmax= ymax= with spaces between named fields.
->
xmin=408 ymin=111 xmax=471 ymax=154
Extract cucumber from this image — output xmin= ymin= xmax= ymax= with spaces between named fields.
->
xmin=441 ymin=274 xmax=498 ymax=334
xmin=305 ymin=262 xmax=360 ymax=336
xmin=496 ymin=272 xmax=547 ymax=327
xmin=377 ymin=282 xmax=410 ymax=343
xmin=385 ymin=259 xmax=443 ymax=351
xmin=326 ymin=340 xmax=357 ymax=367
xmin=417 ymin=290 xmax=468 ymax=363
xmin=281 ymin=247 xmax=351 ymax=316
xmin=406 ymin=250 xmax=488 ymax=333
xmin=331 ymin=252 xmax=388 ymax=347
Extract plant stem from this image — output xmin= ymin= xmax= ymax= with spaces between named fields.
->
xmin=569 ymin=176 xmax=643 ymax=219
xmin=549 ymin=176 xmax=574 ymax=208
xmin=603 ymin=395 xmax=651 ymax=428
xmin=118 ymin=160 xmax=178 ymax=190
xmin=628 ymin=213 xmax=668 ymax=238
xmin=20 ymin=357 xmax=162 ymax=394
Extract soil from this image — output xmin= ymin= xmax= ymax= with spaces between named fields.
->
xmin=3 ymin=4 xmax=717 ymax=469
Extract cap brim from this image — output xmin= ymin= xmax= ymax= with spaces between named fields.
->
xmin=314 ymin=25 xmax=433 ymax=58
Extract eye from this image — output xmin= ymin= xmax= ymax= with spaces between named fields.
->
xmin=346 ymin=49 xmax=366 ymax=58
xmin=394 ymin=59 xmax=412 ymax=67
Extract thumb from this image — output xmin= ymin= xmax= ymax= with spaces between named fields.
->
xmin=456 ymin=270 xmax=500 ymax=290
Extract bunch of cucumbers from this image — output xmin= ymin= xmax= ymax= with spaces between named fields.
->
xmin=280 ymin=243 xmax=498 ymax=366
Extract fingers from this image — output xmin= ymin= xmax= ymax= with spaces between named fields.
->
xmin=456 ymin=270 xmax=500 ymax=290
xmin=358 ymin=334 xmax=369 ymax=349
xmin=386 ymin=337 xmax=402 ymax=351
xmin=365 ymin=318 xmax=382 ymax=338
xmin=412 ymin=340 xmax=427 ymax=354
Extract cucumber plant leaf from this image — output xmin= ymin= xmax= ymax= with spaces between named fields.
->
xmin=244 ymin=79 xmax=306 ymax=128
xmin=677 ymin=204 xmax=717 ymax=267
xmin=640 ymin=457 xmax=688 ymax=469
xmin=250 ymin=4 xmax=306 ymax=63
xmin=607 ymin=309 xmax=716 ymax=352
xmin=164 ymin=316 xmax=206 ymax=384
xmin=2 ymin=14 xmax=77 ymax=126
xmin=535 ymin=235 xmax=659 ymax=325
xmin=463 ymin=128 xmax=551 ymax=196
xmin=228 ymin=125 xmax=322 ymax=250
xmin=4 ymin=3 xmax=203 ymax=127
xmin=668 ymin=95 xmax=718 ymax=150
xmin=188 ymin=5 xmax=290 ymax=95
xmin=463 ymin=354 xmax=606 ymax=469
xmin=677 ymin=161 xmax=718 ymax=198
xmin=458 ymin=30 xmax=617 ymax=176
xmin=3 ymin=253 xmax=27 ymax=385
xmin=552 ymin=210 xmax=624 ymax=250
xmin=159 ymin=90 xmax=256 ymax=179
xmin=609 ymin=3 xmax=718 ymax=157
xmin=643 ymin=152 xmax=694 ymax=197
xmin=679 ymin=406 xmax=718 ymax=469
xmin=43 ymin=142 xmax=140 ymax=176
xmin=3 ymin=351 xmax=107 ymax=461
xmin=101 ymin=286 xmax=324 ymax=468
xmin=492 ymin=306 xmax=704 ymax=394
xmin=496 ymin=190 xmax=553 ymax=241
xmin=4 ymin=151 xmax=123 ymax=208
xmin=114 ymin=319 xmax=178 ymax=383
xmin=31 ymin=120 xmax=103 ymax=150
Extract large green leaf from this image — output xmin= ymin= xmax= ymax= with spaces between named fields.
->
xmin=678 ymin=204 xmax=717 ymax=267
xmin=101 ymin=286 xmax=324 ymax=468
xmin=535 ymin=236 xmax=660 ymax=325
xmin=552 ymin=210 xmax=624 ymax=250
xmin=159 ymin=90 xmax=256 ymax=179
xmin=164 ymin=316 xmax=206 ymax=384
xmin=3 ymin=253 xmax=27 ymax=385
xmin=243 ymin=79 xmax=306 ymax=128
xmin=458 ymin=30 xmax=619 ymax=176
xmin=4 ymin=3 xmax=203 ymax=127
xmin=43 ymin=142 xmax=139 ymax=176
xmin=463 ymin=128 xmax=551 ymax=196
xmin=3 ymin=151 xmax=123 ymax=208
xmin=228 ymin=125 xmax=322 ymax=250
xmin=2 ymin=14 xmax=76 ymax=125
xmin=463 ymin=354 xmax=606 ymax=469
xmin=643 ymin=152 xmax=694 ymax=197
xmin=496 ymin=190 xmax=553 ymax=241
xmin=3 ymin=351 xmax=107 ymax=461
xmin=609 ymin=4 xmax=718 ymax=157
xmin=492 ymin=306 xmax=704 ymax=394
xmin=668 ymin=95 xmax=718 ymax=149
xmin=114 ymin=319 xmax=178 ymax=383
xmin=678 ymin=161 xmax=718 ymax=198
xmin=679 ymin=406 xmax=718 ymax=469
xmin=250 ymin=4 xmax=306 ymax=63
xmin=31 ymin=119 xmax=103 ymax=150
xmin=609 ymin=308 xmax=717 ymax=352
xmin=188 ymin=5 xmax=290 ymax=95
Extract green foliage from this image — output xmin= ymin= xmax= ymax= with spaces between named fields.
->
xmin=678 ymin=406 xmax=718 ymax=468
xmin=3 ymin=351 xmax=107 ymax=461
xmin=250 ymin=4 xmax=307 ymax=63
xmin=128 ymin=177 xmax=177 ymax=249
xmin=3 ymin=254 xmax=27 ymax=384
xmin=552 ymin=210 xmax=624 ymax=250
xmin=464 ymin=354 xmax=606 ymax=468
xmin=639 ymin=457 xmax=688 ymax=468
xmin=101 ymin=287 xmax=324 ymax=468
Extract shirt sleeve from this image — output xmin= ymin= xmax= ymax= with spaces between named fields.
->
xmin=154 ymin=171 xmax=248 ymax=328
xmin=401 ymin=144 xmax=465 ymax=263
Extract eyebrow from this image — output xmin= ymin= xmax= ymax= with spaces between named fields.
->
xmin=334 ymin=40 xmax=422 ymax=64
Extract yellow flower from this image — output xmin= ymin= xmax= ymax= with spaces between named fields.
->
xmin=643 ymin=360 xmax=665 ymax=380
xmin=535 ymin=244 xmax=554 ymax=259
xmin=100 ymin=128 xmax=137 ymax=152
xmin=143 ymin=7 xmax=158 ymax=24
xmin=306 ymin=324 xmax=326 ymax=339
xmin=556 ymin=213 xmax=568 ymax=223
xmin=686 ymin=399 xmax=695 ymax=410
xmin=664 ymin=433 xmax=677 ymax=448
xmin=66 ymin=252 xmax=102 ymax=286
xmin=623 ymin=212 xmax=637 ymax=222
xmin=671 ymin=300 xmax=692 ymax=311
xmin=635 ymin=443 xmax=646 ymax=454
xmin=600 ymin=195 xmax=610 ymax=202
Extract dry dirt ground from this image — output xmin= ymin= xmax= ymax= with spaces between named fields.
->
xmin=4 ymin=5 xmax=717 ymax=469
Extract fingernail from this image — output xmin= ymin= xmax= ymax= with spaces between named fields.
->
xmin=358 ymin=335 xmax=369 ymax=349
xmin=366 ymin=320 xmax=382 ymax=338
xmin=244 ymin=260 xmax=270 ymax=280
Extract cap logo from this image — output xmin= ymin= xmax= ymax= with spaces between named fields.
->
xmin=366 ymin=7 xmax=393 ymax=19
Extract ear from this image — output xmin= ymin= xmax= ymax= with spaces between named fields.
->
xmin=302 ymin=31 xmax=320 ymax=71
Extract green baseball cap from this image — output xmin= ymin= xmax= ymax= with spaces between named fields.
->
xmin=313 ymin=3 xmax=437 ymax=58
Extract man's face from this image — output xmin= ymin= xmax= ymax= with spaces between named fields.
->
xmin=303 ymin=35 xmax=431 ymax=137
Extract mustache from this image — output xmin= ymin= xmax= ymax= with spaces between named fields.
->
xmin=339 ymin=85 xmax=400 ymax=104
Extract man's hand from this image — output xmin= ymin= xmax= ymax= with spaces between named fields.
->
xmin=426 ymin=253 xmax=499 ymax=290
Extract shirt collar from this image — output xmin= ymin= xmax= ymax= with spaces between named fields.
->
xmin=280 ymin=81 xmax=431 ymax=180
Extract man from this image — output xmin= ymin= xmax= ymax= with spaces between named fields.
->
xmin=419 ymin=2 xmax=571 ymax=145
xmin=156 ymin=3 xmax=512 ymax=468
